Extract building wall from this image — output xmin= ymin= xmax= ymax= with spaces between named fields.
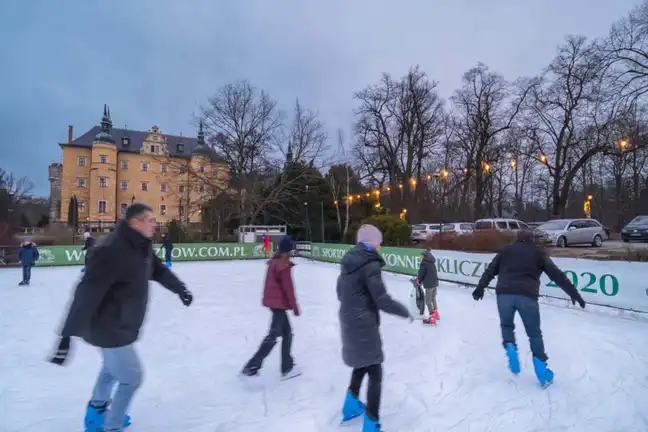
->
xmin=59 ymin=142 xmax=227 ymax=226
xmin=60 ymin=147 xmax=92 ymax=222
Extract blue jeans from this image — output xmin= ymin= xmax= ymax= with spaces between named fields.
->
xmin=90 ymin=345 xmax=143 ymax=431
xmin=496 ymin=294 xmax=547 ymax=361
xmin=22 ymin=265 xmax=32 ymax=282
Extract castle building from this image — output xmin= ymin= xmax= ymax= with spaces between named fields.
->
xmin=49 ymin=105 xmax=228 ymax=230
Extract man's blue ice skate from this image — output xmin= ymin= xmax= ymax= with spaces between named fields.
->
xmin=84 ymin=403 xmax=131 ymax=431
xmin=165 ymin=260 xmax=172 ymax=268
xmin=505 ymin=343 xmax=520 ymax=375
xmin=341 ymin=391 xmax=365 ymax=423
xmin=362 ymin=414 xmax=382 ymax=432
xmin=532 ymin=357 xmax=554 ymax=388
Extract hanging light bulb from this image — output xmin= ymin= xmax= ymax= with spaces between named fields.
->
xmin=510 ymin=159 xmax=516 ymax=168
xmin=441 ymin=169 xmax=449 ymax=179
xmin=539 ymin=153 xmax=547 ymax=164
xmin=426 ymin=174 xmax=432 ymax=181
xmin=483 ymin=162 xmax=491 ymax=173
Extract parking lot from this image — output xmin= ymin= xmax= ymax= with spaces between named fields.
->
xmin=601 ymin=240 xmax=648 ymax=250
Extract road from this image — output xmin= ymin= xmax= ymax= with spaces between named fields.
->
xmin=601 ymin=240 xmax=648 ymax=250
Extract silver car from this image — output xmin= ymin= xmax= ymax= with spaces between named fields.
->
xmin=536 ymin=219 xmax=608 ymax=248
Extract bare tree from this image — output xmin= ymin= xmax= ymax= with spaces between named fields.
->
xmin=353 ymin=66 xmax=445 ymax=219
xmin=606 ymin=0 xmax=648 ymax=104
xmin=0 ymin=168 xmax=33 ymax=206
xmin=450 ymin=63 xmax=531 ymax=219
xmin=525 ymin=36 xmax=618 ymax=218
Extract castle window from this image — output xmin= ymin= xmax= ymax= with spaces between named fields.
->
xmin=141 ymin=162 xmax=149 ymax=172
xmin=161 ymin=164 xmax=168 ymax=173
xmin=122 ymin=137 xmax=130 ymax=147
xmin=78 ymin=200 xmax=85 ymax=211
xmin=121 ymin=160 xmax=129 ymax=170
xmin=178 ymin=184 xmax=185 ymax=193
xmin=151 ymin=145 xmax=159 ymax=154
xmin=99 ymin=177 xmax=108 ymax=188
xmin=77 ymin=177 xmax=88 ymax=188
xmin=199 ymin=166 xmax=205 ymax=173
xmin=160 ymin=204 xmax=167 ymax=216
xmin=141 ymin=182 xmax=149 ymax=192
xmin=179 ymin=205 xmax=185 ymax=217
xmin=78 ymin=156 xmax=87 ymax=167
xmin=98 ymin=200 xmax=107 ymax=214
xmin=212 ymin=168 xmax=219 ymax=177
xmin=99 ymin=155 xmax=108 ymax=164
xmin=177 ymin=143 xmax=184 ymax=153
xmin=120 ymin=203 xmax=128 ymax=216
xmin=120 ymin=180 xmax=129 ymax=190
xmin=199 ymin=185 xmax=205 ymax=193
xmin=160 ymin=183 xmax=167 ymax=193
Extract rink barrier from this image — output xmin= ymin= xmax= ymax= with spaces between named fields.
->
xmin=298 ymin=242 xmax=648 ymax=313
xmin=0 ymin=242 xmax=267 ymax=268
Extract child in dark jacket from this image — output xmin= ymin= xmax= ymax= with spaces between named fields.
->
xmin=416 ymin=247 xmax=440 ymax=324
xmin=337 ymin=225 xmax=411 ymax=432
xmin=241 ymin=235 xmax=301 ymax=379
xmin=18 ymin=239 xmax=39 ymax=285
xmin=81 ymin=232 xmax=96 ymax=272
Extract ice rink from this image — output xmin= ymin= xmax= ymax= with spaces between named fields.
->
xmin=1 ymin=259 xmax=648 ymax=431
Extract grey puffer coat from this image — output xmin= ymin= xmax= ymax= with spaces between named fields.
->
xmin=337 ymin=244 xmax=410 ymax=369
xmin=417 ymin=251 xmax=439 ymax=289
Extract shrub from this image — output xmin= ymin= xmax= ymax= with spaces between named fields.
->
xmin=358 ymin=214 xmax=411 ymax=246
xmin=424 ymin=229 xmax=516 ymax=253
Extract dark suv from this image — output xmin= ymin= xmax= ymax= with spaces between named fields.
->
xmin=621 ymin=215 xmax=648 ymax=242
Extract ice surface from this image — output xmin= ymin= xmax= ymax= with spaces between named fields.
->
xmin=1 ymin=259 xmax=648 ymax=431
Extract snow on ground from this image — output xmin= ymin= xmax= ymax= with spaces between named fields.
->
xmin=1 ymin=259 xmax=648 ymax=432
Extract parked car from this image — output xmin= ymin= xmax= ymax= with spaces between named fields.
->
xmin=536 ymin=218 xmax=608 ymax=248
xmin=445 ymin=222 xmax=474 ymax=235
xmin=474 ymin=218 xmax=530 ymax=231
xmin=621 ymin=215 xmax=648 ymax=242
xmin=410 ymin=223 xmax=458 ymax=243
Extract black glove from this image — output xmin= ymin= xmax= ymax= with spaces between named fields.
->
xmin=179 ymin=287 xmax=193 ymax=306
xmin=49 ymin=336 xmax=71 ymax=366
xmin=571 ymin=295 xmax=586 ymax=309
xmin=472 ymin=287 xmax=485 ymax=301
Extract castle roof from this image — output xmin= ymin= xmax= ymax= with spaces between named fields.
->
xmin=60 ymin=126 xmax=226 ymax=163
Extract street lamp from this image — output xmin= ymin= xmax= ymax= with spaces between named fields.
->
xmin=539 ymin=153 xmax=547 ymax=164
xmin=509 ymin=159 xmax=517 ymax=169
xmin=618 ymin=137 xmax=630 ymax=151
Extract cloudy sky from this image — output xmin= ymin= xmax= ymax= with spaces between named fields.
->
xmin=0 ymin=0 xmax=640 ymax=196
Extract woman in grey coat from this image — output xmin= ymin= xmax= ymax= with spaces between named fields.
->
xmin=337 ymin=225 xmax=411 ymax=432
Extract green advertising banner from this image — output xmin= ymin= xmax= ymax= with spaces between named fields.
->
xmin=32 ymin=243 xmax=267 ymax=267
xmin=308 ymin=242 xmax=648 ymax=312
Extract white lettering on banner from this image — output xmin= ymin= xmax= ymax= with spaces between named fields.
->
xmin=65 ymin=249 xmax=85 ymax=262
xmin=170 ymin=246 xmax=247 ymax=260
xmin=308 ymin=244 xmax=648 ymax=313
xmin=426 ymin=249 xmax=648 ymax=312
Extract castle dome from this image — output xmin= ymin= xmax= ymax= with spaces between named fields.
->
xmin=93 ymin=104 xmax=115 ymax=144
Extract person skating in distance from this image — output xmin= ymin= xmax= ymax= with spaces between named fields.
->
xmin=48 ymin=203 xmax=193 ymax=432
xmin=471 ymin=229 xmax=586 ymax=388
xmin=82 ymin=231 xmax=96 ymax=273
xmin=18 ymin=238 xmax=39 ymax=286
xmin=415 ymin=246 xmax=440 ymax=324
xmin=241 ymin=235 xmax=301 ymax=379
xmin=338 ymin=225 xmax=412 ymax=432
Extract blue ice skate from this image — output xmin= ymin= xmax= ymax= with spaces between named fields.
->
xmin=532 ymin=357 xmax=554 ymax=388
xmin=505 ymin=343 xmax=520 ymax=375
xmin=341 ymin=391 xmax=365 ymax=423
xmin=362 ymin=414 xmax=382 ymax=432
xmin=166 ymin=260 xmax=172 ymax=268
xmin=84 ymin=403 xmax=131 ymax=431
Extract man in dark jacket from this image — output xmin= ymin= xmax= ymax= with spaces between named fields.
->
xmin=337 ymin=225 xmax=411 ymax=432
xmin=49 ymin=203 xmax=193 ymax=432
xmin=472 ymin=229 xmax=585 ymax=388
xmin=18 ymin=239 xmax=39 ymax=285
xmin=160 ymin=234 xmax=174 ymax=268
xmin=241 ymin=235 xmax=301 ymax=379
xmin=416 ymin=247 xmax=439 ymax=323
xmin=82 ymin=231 xmax=96 ymax=272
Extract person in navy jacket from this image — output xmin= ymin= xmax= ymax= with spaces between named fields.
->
xmin=18 ymin=239 xmax=39 ymax=285
xmin=160 ymin=234 xmax=174 ymax=268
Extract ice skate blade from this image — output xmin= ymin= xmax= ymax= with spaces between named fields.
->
xmin=281 ymin=371 xmax=302 ymax=381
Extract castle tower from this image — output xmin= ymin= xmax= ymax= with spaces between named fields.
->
xmin=48 ymin=162 xmax=62 ymax=222
xmin=89 ymin=104 xmax=118 ymax=222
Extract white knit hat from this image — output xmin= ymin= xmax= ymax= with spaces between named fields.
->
xmin=356 ymin=224 xmax=383 ymax=248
